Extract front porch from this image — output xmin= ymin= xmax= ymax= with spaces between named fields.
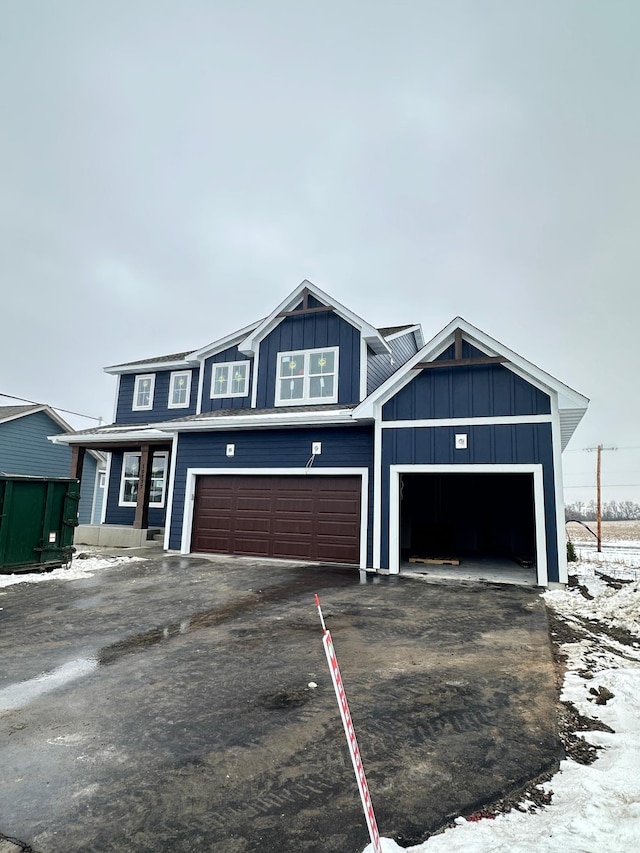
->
xmin=74 ymin=524 xmax=164 ymax=548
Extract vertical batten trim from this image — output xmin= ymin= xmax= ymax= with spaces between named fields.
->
xmin=163 ymin=434 xmax=179 ymax=550
xmin=551 ymin=392 xmax=568 ymax=584
xmin=372 ymin=404 xmax=382 ymax=568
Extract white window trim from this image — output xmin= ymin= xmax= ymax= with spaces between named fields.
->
xmin=210 ymin=360 xmax=250 ymax=399
xmin=274 ymin=346 xmax=339 ymax=407
xmin=168 ymin=370 xmax=192 ymax=409
xmin=118 ymin=451 xmax=169 ymax=508
xmin=132 ymin=374 xmax=155 ymax=411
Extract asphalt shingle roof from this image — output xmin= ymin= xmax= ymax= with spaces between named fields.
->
xmin=0 ymin=404 xmax=40 ymax=421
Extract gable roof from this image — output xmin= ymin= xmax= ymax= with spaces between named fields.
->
xmin=238 ymin=280 xmax=391 ymax=357
xmin=354 ymin=317 xmax=589 ymax=449
xmin=0 ymin=404 xmax=106 ymax=464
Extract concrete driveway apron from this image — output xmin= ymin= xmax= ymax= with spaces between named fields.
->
xmin=0 ymin=554 xmax=561 ymax=853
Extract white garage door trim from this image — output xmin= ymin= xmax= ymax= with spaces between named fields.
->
xmin=181 ymin=467 xmax=369 ymax=569
xmin=388 ymin=463 xmax=548 ymax=586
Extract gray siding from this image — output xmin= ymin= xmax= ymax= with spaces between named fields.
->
xmin=367 ymin=331 xmax=419 ymax=394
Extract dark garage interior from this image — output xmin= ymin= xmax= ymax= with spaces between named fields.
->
xmin=399 ymin=473 xmax=537 ymax=568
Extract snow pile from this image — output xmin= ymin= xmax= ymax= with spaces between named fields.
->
xmin=549 ymin=577 xmax=640 ymax=637
xmin=363 ymin=559 xmax=640 ymax=853
xmin=0 ymin=555 xmax=142 ymax=589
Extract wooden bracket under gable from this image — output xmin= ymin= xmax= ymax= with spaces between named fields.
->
xmin=277 ymin=286 xmax=334 ymax=318
xmin=412 ymin=327 xmax=508 ymax=369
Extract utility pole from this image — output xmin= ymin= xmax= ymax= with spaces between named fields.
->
xmin=586 ymin=445 xmax=616 ymax=551
xmin=596 ymin=445 xmax=602 ymax=552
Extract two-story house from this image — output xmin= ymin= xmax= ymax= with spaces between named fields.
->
xmin=52 ymin=281 xmax=588 ymax=587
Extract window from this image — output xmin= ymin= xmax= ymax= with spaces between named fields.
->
xmin=119 ymin=451 xmax=168 ymax=507
xmin=275 ymin=347 xmax=338 ymax=405
xmin=168 ymin=370 xmax=192 ymax=408
xmin=133 ymin=374 xmax=155 ymax=411
xmin=211 ymin=360 xmax=250 ymax=398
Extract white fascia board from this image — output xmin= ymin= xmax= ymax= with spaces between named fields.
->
xmin=237 ymin=280 xmax=391 ymax=357
xmin=354 ymin=316 xmax=589 ymax=420
xmin=187 ymin=320 xmax=262 ymax=361
xmin=104 ymin=359 xmax=196 ymax=376
xmin=157 ymin=409 xmax=361 ymax=432
xmin=48 ymin=428 xmax=171 ymax=445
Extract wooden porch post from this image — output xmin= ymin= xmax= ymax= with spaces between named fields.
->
xmin=70 ymin=445 xmax=85 ymax=482
xmin=133 ymin=444 xmax=153 ymax=530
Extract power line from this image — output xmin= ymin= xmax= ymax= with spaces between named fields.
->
xmin=564 ymin=484 xmax=640 ymax=488
xmin=0 ymin=392 xmax=101 ymax=422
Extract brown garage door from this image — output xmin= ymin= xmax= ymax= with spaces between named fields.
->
xmin=191 ymin=475 xmax=361 ymax=564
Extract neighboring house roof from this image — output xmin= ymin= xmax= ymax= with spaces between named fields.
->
xmin=0 ymin=404 xmax=107 ymax=464
xmin=0 ymin=404 xmax=39 ymax=424
xmin=238 ymin=280 xmax=391 ymax=357
xmin=354 ymin=317 xmax=589 ymax=449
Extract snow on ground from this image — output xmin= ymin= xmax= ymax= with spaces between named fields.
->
xmin=364 ymin=553 xmax=640 ymax=853
xmin=0 ymin=555 xmax=142 ymax=589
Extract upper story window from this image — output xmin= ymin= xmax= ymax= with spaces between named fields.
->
xmin=211 ymin=361 xmax=250 ymax=399
xmin=275 ymin=347 xmax=338 ymax=406
xmin=133 ymin=374 xmax=155 ymax=411
xmin=168 ymin=370 xmax=192 ymax=409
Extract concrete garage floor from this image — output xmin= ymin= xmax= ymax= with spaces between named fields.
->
xmin=0 ymin=554 xmax=561 ymax=853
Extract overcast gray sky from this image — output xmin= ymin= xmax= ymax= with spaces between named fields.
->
xmin=1 ymin=1 xmax=638 ymax=503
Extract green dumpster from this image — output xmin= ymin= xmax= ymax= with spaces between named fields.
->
xmin=0 ymin=475 xmax=79 ymax=573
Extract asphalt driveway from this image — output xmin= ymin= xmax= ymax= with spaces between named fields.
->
xmin=0 ymin=553 xmax=561 ymax=853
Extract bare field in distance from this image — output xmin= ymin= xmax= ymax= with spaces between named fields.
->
xmin=565 ymin=519 xmax=640 ymax=544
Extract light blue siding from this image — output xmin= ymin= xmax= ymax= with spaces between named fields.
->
xmin=0 ymin=410 xmax=98 ymax=524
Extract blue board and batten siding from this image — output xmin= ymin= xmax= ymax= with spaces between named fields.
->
xmin=383 ymin=362 xmax=551 ymax=421
xmin=255 ymin=313 xmax=361 ymax=408
xmin=169 ymin=426 xmax=374 ymax=560
xmin=200 ymin=345 xmax=253 ymax=413
xmin=0 ymin=410 xmax=98 ymax=525
xmin=379 ymin=357 xmax=559 ymax=580
xmin=380 ymin=423 xmax=558 ymax=578
xmin=104 ymin=451 xmax=167 ymax=528
xmin=115 ymin=370 xmax=199 ymax=424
